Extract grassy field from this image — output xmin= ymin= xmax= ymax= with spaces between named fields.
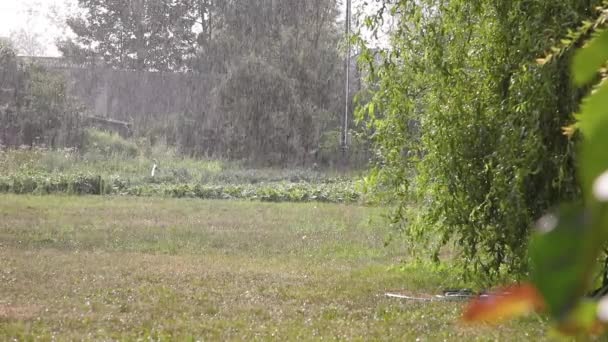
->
xmin=0 ymin=195 xmax=546 ymax=340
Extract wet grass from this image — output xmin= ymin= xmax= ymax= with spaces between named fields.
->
xmin=0 ymin=195 xmax=547 ymax=340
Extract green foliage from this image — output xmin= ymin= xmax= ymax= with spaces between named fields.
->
xmin=0 ymin=172 xmax=107 ymax=196
xmin=470 ymin=18 xmax=608 ymax=334
xmin=0 ymin=39 xmax=17 ymax=70
xmin=61 ymin=0 xmax=200 ymax=71
xmin=526 ymin=19 xmax=608 ymax=330
xmin=358 ymin=0 xmax=596 ymax=280
xmin=82 ymin=129 xmax=139 ymax=158
xmin=0 ymin=172 xmax=360 ymax=204
xmin=213 ymin=57 xmax=312 ymax=164
xmin=529 ymin=204 xmax=592 ymax=318
xmin=318 ymin=129 xmax=370 ymax=169
xmin=0 ymin=147 xmax=356 ymax=185
xmin=0 ymin=148 xmax=362 ymax=203
xmin=135 ymin=181 xmax=360 ymax=203
xmin=60 ymin=0 xmax=359 ymax=168
xmin=573 ymin=26 xmax=608 ymax=86
xmin=0 ymin=40 xmax=84 ymax=148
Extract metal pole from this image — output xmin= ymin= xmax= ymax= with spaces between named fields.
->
xmin=343 ymin=0 xmax=351 ymax=151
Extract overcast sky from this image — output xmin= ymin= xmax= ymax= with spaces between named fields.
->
xmin=0 ymin=0 xmax=386 ymax=57
xmin=0 ymin=0 xmax=77 ymax=56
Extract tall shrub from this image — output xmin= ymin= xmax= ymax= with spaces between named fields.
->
xmin=0 ymin=40 xmax=84 ymax=148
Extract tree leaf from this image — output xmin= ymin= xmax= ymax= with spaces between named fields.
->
xmin=529 ymin=204 xmax=595 ymax=319
xmin=573 ymin=30 xmax=608 ymax=86
xmin=578 ymin=81 xmax=608 ymax=200
xmin=368 ymin=102 xmax=375 ymax=117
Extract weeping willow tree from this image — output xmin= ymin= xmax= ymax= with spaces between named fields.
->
xmin=358 ymin=0 xmax=602 ymax=280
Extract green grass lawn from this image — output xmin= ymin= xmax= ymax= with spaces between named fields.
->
xmin=0 ymin=195 xmax=546 ymax=340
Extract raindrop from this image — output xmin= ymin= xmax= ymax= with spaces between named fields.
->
xmin=597 ymin=296 xmax=608 ymax=322
xmin=593 ymin=170 xmax=608 ymax=202
xmin=535 ymin=213 xmax=558 ymax=234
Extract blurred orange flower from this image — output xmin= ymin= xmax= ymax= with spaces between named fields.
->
xmin=462 ymin=284 xmax=545 ymax=324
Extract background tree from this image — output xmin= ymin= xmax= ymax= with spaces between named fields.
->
xmin=0 ymin=40 xmax=83 ymax=148
xmin=202 ymin=0 xmax=346 ymax=164
xmin=61 ymin=0 xmax=204 ymax=71
xmin=9 ymin=28 xmax=46 ymax=57
xmin=8 ymin=4 xmax=51 ymax=56
xmin=60 ymin=0 xmax=359 ymax=166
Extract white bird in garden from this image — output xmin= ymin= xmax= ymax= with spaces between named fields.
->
xmin=151 ymin=159 xmax=159 ymax=178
